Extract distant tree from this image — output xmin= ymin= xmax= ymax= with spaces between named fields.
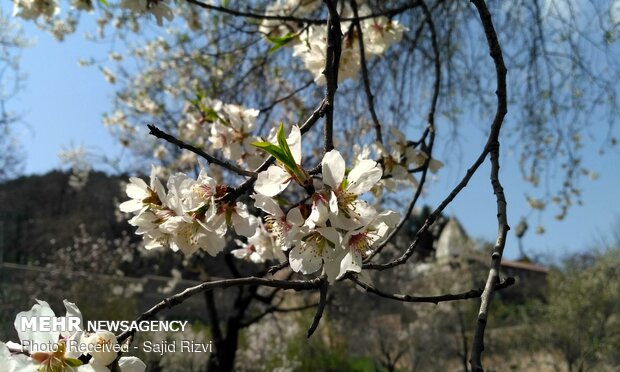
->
xmin=0 ymin=10 xmax=27 ymax=181
xmin=528 ymin=248 xmax=620 ymax=371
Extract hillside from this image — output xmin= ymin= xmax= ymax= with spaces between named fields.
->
xmin=0 ymin=171 xmax=131 ymax=265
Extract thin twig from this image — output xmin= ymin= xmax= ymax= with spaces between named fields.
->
xmin=365 ymin=0 xmax=441 ymax=262
xmin=350 ymin=0 xmax=383 ymax=144
xmin=268 ymin=260 xmax=289 ymax=274
xmin=116 ymin=276 xmax=321 ymax=343
xmin=306 ymin=276 xmax=329 ymax=338
xmin=184 ymin=0 xmax=423 ymax=24
xmin=259 ymin=80 xmax=314 ymax=113
xmin=185 ymin=0 xmax=325 ymax=24
xmin=348 ymin=274 xmax=515 ymax=304
xmin=240 ymin=300 xmax=322 ymax=328
xmin=147 ymin=124 xmax=256 ymax=177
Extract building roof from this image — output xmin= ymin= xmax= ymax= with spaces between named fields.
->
xmin=500 ymin=259 xmax=548 ymax=273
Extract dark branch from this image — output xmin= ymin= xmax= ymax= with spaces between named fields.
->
xmin=117 ymin=276 xmax=322 ymax=343
xmin=259 ymin=80 xmax=314 ymax=113
xmin=351 ymin=0 xmax=383 ymax=144
xmin=348 ymin=274 xmax=515 ymax=304
xmin=469 ymin=0 xmax=509 ymax=370
xmin=147 ymin=123 xmax=256 ymax=177
xmin=365 ymin=0 xmax=441 ymax=263
xmin=306 ymin=276 xmax=329 ymax=338
xmin=240 ymin=300 xmax=321 ymax=328
xmin=183 ymin=0 xmax=423 ymax=24
xmin=322 ymin=0 xmax=342 ymax=153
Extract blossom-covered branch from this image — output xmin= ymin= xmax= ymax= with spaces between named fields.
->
xmin=147 ymin=123 xmax=257 ymax=177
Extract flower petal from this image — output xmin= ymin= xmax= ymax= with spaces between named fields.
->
xmin=232 ymin=212 xmax=257 ymax=237
xmin=321 ymin=150 xmax=346 ymax=189
xmin=118 ymin=356 xmax=147 ymax=372
xmin=254 ymin=165 xmax=291 ymax=196
xmin=339 ymin=250 xmax=363 ymax=276
xmin=347 ymin=160 xmax=382 ymax=195
xmin=286 ymin=207 xmax=304 ymax=226
xmin=126 ymin=178 xmax=147 ymax=199
xmin=119 ymin=199 xmax=143 ymax=213
xmin=317 ymin=226 xmax=342 ymax=246
xmin=323 ymin=256 xmax=343 ymax=283
xmin=199 ymin=231 xmax=226 ymax=256
xmin=60 ymin=300 xmax=83 ymax=338
xmin=14 ymin=300 xmax=58 ymax=347
xmin=252 ymin=194 xmax=284 ymax=217
xmin=287 ymin=125 xmax=302 ymax=164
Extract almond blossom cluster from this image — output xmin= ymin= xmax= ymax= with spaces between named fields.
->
xmin=259 ymin=0 xmax=321 ymax=38
xmin=119 ymin=123 xmax=409 ymax=282
xmin=179 ymin=98 xmax=266 ymax=169
xmin=363 ymin=127 xmax=444 ymax=195
xmin=12 ymin=0 xmax=60 ymax=20
xmin=1 ymin=300 xmax=145 ymax=372
xmin=12 ymin=0 xmax=173 ymax=25
xmin=119 ymin=0 xmax=173 ymax=27
xmin=120 ymin=167 xmax=260 ymax=256
xmin=251 ymin=126 xmax=400 ymax=281
xmin=290 ymin=5 xmax=407 ymax=84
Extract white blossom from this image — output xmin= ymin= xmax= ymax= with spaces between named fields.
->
xmin=119 ymin=0 xmax=174 ymax=26
xmin=289 ymin=226 xmax=343 ymax=281
xmin=13 ymin=0 xmax=60 ymax=20
xmin=254 ymin=125 xmax=305 ymax=197
xmin=339 ymin=211 xmax=399 ymax=277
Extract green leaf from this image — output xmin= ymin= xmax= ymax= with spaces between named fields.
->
xmin=276 ymin=123 xmax=296 ymax=164
xmin=204 ymin=107 xmax=221 ymax=123
xmin=65 ymin=358 xmax=83 ymax=367
xmin=251 ymin=141 xmax=297 ymax=171
xmin=99 ymin=0 xmax=109 ymax=6
xmin=267 ymin=33 xmax=296 ymax=53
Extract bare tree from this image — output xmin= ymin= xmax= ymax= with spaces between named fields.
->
xmin=0 ymin=9 xmax=27 ymax=181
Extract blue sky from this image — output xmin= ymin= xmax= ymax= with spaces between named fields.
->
xmin=6 ymin=6 xmax=620 ymax=263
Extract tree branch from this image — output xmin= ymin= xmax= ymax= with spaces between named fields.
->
xmin=322 ymin=0 xmax=342 ymax=153
xmin=239 ymin=300 xmax=321 ymax=328
xmin=469 ymin=0 xmax=509 ymax=370
xmin=147 ymin=124 xmax=256 ymax=177
xmin=350 ymin=0 xmax=383 ymax=144
xmin=183 ymin=0 xmax=423 ymax=24
xmin=306 ymin=276 xmax=329 ymax=338
xmin=365 ymin=0 xmax=441 ymax=263
xmin=220 ymin=97 xmax=328 ymax=203
xmin=116 ymin=276 xmax=322 ymax=343
xmin=259 ymin=79 xmax=314 ymax=113
xmin=348 ymin=274 xmax=515 ymax=304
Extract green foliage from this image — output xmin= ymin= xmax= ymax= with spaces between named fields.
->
xmin=267 ymin=33 xmax=297 ymax=53
xmin=253 ymin=123 xmax=307 ymax=183
xmin=253 ymin=311 xmax=383 ymax=372
xmin=527 ymin=248 xmax=620 ymax=370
